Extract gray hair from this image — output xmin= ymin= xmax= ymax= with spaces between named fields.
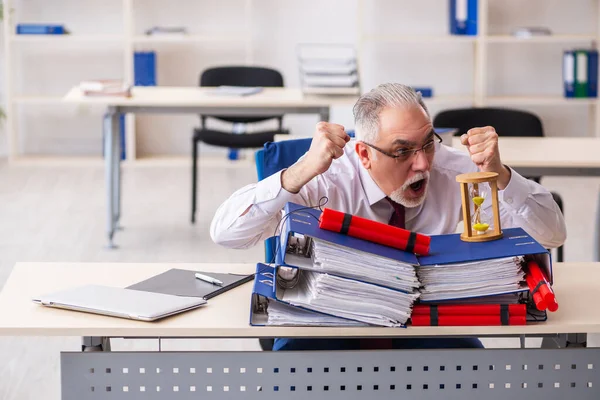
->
xmin=353 ymin=83 xmax=430 ymax=144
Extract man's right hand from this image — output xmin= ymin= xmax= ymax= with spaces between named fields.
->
xmin=281 ymin=122 xmax=350 ymax=193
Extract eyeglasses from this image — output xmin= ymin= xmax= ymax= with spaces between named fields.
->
xmin=362 ymin=132 xmax=443 ymax=162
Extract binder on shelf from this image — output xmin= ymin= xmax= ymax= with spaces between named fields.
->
xmin=413 ymin=87 xmax=434 ymax=98
xmin=16 ymin=24 xmax=66 ymax=35
xmin=575 ymin=49 xmax=588 ymax=98
xmin=449 ymin=0 xmax=477 ymax=36
xmin=588 ymin=49 xmax=598 ymax=98
xmin=563 ymin=50 xmax=575 ymax=98
xmin=134 ymin=51 xmax=157 ymax=86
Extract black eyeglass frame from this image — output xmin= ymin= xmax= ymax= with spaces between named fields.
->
xmin=361 ymin=132 xmax=443 ymax=160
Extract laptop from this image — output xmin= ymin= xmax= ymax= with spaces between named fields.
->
xmin=32 ymin=284 xmax=207 ymax=321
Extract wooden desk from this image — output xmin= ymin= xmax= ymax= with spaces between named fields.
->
xmin=0 ymin=261 xmax=598 ymax=338
xmin=0 ymin=262 xmax=599 ymax=400
xmin=450 ymin=137 xmax=600 ymax=177
xmin=62 ymin=86 xmax=358 ymax=248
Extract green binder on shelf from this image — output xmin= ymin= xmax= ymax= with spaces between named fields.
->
xmin=575 ymin=49 xmax=589 ymax=98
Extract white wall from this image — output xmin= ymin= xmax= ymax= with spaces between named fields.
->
xmin=2 ymin=0 xmax=599 ymax=157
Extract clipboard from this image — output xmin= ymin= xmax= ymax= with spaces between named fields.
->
xmin=126 ymin=268 xmax=254 ymax=300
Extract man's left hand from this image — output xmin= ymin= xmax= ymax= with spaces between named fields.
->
xmin=460 ymin=126 xmax=511 ymax=189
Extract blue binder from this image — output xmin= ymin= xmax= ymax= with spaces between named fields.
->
xmin=134 ymin=51 xmax=157 ymax=86
xmin=249 ymin=263 xmax=369 ymax=327
xmin=413 ymin=87 xmax=434 ymax=98
xmin=449 ymin=0 xmax=477 ymax=36
xmin=16 ymin=24 xmax=66 ymax=35
xmin=277 ymin=202 xmax=552 ymax=287
xmin=588 ymin=49 xmax=598 ymax=98
xmin=563 ymin=50 xmax=576 ymax=98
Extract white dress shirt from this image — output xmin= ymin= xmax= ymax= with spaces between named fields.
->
xmin=210 ymin=141 xmax=567 ymax=249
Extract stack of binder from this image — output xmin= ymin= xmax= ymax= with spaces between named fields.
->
xmin=563 ymin=48 xmax=598 ymax=98
xmin=250 ymin=202 xmax=553 ymax=328
xmin=297 ymin=44 xmax=360 ymax=95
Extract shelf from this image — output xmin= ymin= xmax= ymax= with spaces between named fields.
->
xmin=486 ymin=34 xmax=597 ymax=43
xmin=485 ymin=96 xmax=597 ymax=105
xmin=362 ymin=35 xmax=477 ymax=43
xmin=13 ymin=96 xmax=110 ymax=106
xmin=10 ymin=34 xmax=124 ymax=43
xmin=10 ymin=155 xmax=104 ymax=167
xmin=422 ymin=95 xmax=474 ymax=104
xmin=14 ymin=96 xmax=64 ymax=105
xmin=133 ymin=35 xmax=248 ymax=44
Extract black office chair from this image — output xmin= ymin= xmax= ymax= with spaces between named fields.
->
xmin=433 ymin=107 xmax=565 ymax=261
xmin=191 ymin=66 xmax=289 ymax=224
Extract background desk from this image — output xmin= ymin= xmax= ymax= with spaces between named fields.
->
xmin=62 ymin=87 xmax=358 ymax=248
xmin=0 ymin=262 xmax=599 ymax=399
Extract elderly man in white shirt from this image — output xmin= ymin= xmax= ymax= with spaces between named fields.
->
xmin=210 ymin=83 xmax=567 ymax=351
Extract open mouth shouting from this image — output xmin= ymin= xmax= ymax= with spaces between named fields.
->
xmin=389 ymin=171 xmax=431 ymax=208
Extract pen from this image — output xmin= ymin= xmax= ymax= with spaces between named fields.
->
xmin=195 ymin=273 xmax=223 ymax=286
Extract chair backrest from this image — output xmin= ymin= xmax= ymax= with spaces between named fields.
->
xmin=255 ymin=138 xmax=313 ymax=181
xmin=433 ymin=107 xmax=544 ymax=138
xmin=199 ymin=66 xmax=284 ymax=125
xmin=255 ymin=138 xmax=313 ymax=263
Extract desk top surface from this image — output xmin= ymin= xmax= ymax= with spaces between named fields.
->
xmin=0 ymin=262 xmax=596 ymax=338
xmin=63 ymin=86 xmax=359 ymax=107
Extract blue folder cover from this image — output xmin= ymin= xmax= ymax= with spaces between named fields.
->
xmin=276 ymin=202 xmax=418 ymax=266
xmin=249 ymin=263 xmax=373 ymax=326
xmin=449 ymin=0 xmax=477 ymax=36
xmin=16 ymin=24 xmax=65 ymax=35
xmin=564 ymin=50 xmax=576 ymax=98
xmin=277 ymin=202 xmax=552 ymax=282
xmin=588 ymin=49 xmax=598 ymax=98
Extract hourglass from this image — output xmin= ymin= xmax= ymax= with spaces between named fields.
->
xmin=456 ymin=171 xmax=503 ymax=242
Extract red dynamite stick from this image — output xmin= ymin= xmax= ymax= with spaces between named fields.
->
xmin=411 ymin=315 xmax=527 ymax=326
xmin=412 ymin=304 xmax=526 ymax=317
xmin=319 ymin=208 xmax=431 ymax=255
xmin=526 ymin=274 xmax=548 ymax=311
xmin=527 ymin=261 xmax=557 ymax=304
xmin=547 ymin=299 xmax=559 ymax=312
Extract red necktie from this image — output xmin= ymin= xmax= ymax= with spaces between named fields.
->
xmin=360 ymin=198 xmax=405 ymax=350
xmin=386 ymin=197 xmax=406 ymax=229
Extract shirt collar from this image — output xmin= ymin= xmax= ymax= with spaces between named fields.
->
xmin=357 ymin=158 xmax=387 ymax=206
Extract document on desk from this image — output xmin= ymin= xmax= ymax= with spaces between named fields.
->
xmin=208 ymin=86 xmax=263 ymax=96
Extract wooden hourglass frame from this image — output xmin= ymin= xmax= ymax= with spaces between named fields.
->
xmin=456 ymin=171 xmax=503 ymax=242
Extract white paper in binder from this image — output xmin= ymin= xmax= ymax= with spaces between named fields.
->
xmin=417 ymin=256 xmax=526 ymax=302
xmin=281 ymin=271 xmax=420 ymax=327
